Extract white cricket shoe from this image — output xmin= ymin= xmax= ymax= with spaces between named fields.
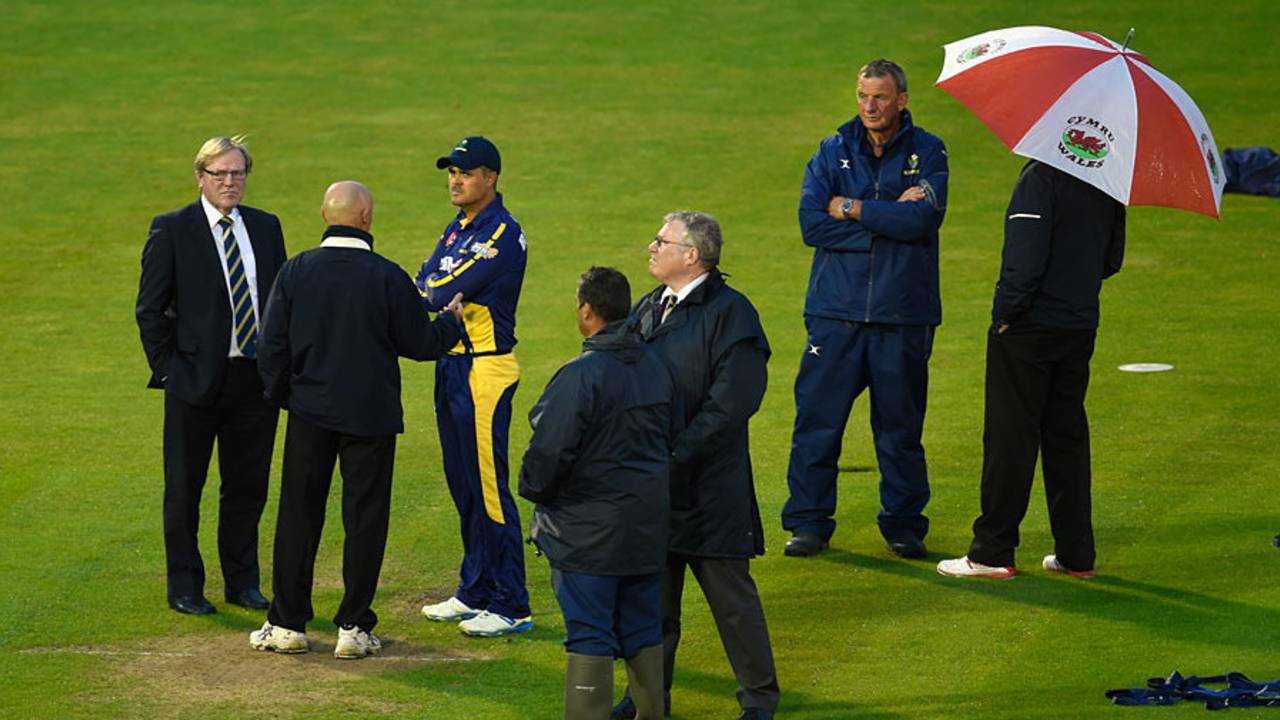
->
xmin=249 ymin=621 xmax=308 ymax=653
xmin=936 ymin=556 xmax=1017 ymax=580
xmin=1043 ymin=554 xmax=1095 ymax=578
xmin=459 ymin=610 xmax=533 ymax=637
xmin=334 ymin=625 xmax=382 ymax=659
xmin=422 ymin=596 xmax=480 ymax=622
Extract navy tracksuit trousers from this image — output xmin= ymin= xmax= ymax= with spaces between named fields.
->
xmin=782 ymin=316 xmax=933 ymax=545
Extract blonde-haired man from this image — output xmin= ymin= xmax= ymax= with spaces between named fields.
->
xmin=136 ymin=135 xmax=287 ymax=615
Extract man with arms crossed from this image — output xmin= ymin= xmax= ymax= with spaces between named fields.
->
xmin=418 ymin=136 xmax=533 ymax=637
xmin=782 ymin=59 xmax=949 ymax=560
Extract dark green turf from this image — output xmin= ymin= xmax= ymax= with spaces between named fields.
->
xmin=2 ymin=1 xmax=1277 ymax=717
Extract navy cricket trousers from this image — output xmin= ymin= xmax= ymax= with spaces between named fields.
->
xmin=782 ymin=316 xmax=933 ymax=545
xmin=435 ymin=353 xmax=530 ymax=619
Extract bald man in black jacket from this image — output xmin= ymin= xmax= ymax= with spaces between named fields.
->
xmin=250 ymin=181 xmax=462 ymax=658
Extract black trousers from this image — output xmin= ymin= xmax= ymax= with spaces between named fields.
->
xmin=968 ymin=323 xmax=1097 ymax=571
xmin=162 ymin=358 xmax=277 ymax=599
xmin=662 ymin=553 xmax=780 ymax=712
xmin=267 ymin=412 xmax=396 ymax=633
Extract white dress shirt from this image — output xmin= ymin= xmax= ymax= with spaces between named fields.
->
xmin=201 ymin=196 xmax=260 ymax=358
xmin=661 ymin=271 xmax=709 ymax=306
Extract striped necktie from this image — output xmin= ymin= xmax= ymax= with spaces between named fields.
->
xmin=218 ymin=216 xmax=257 ymax=358
xmin=660 ymin=294 xmax=678 ymax=323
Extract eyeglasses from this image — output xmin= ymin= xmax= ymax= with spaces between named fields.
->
xmin=203 ymin=168 xmax=248 ymax=180
xmin=651 ymin=236 xmax=691 ymax=249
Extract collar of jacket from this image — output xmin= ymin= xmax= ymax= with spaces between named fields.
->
xmin=456 ymin=191 xmax=506 ymax=230
xmin=838 ymin=109 xmax=916 ymax=155
xmin=673 ymin=267 xmax=725 ymax=307
xmin=583 ymin=319 xmax=647 ymax=358
xmin=322 ymin=225 xmax=374 ymax=250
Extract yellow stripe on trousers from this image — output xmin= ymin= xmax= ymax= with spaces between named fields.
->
xmin=468 ymin=353 xmax=520 ymax=524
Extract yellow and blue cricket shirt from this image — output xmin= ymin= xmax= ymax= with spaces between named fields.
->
xmin=416 ymin=193 xmax=527 ymax=355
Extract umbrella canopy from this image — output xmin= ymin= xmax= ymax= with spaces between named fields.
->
xmin=936 ymin=26 xmax=1223 ymax=218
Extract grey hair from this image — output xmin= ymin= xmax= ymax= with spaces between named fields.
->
xmin=664 ymin=210 xmax=721 ymax=270
xmin=859 ymin=59 xmax=908 ymax=94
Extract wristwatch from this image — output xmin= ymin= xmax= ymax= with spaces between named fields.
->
xmin=840 ymin=198 xmax=855 ymax=219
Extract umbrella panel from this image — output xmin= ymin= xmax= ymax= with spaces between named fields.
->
xmin=938 ymin=45 xmax=1117 ymax=148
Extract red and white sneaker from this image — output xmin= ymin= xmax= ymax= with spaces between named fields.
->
xmin=936 ymin=556 xmax=1017 ymax=579
xmin=1042 ymin=554 xmax=1095 ymax=578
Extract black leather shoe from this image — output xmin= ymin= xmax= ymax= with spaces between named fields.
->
xmin=784 ymin=533 xmax=828 ymax=557
xmin=169 ymin=595 xmax=216 ymax=615
xmin=225 ymin=588 xmax=270 ymax=610
xmin=887 ymin=540 xmax=928 ymax=559
xmin=738 ymin=708 xmax=774 ymax=720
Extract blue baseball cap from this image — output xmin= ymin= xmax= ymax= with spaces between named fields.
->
xmin=436 ymin=136 xmax=501 ymax=173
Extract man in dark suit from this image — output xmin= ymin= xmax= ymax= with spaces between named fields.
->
xmin=136 ymin=136 xmax=287 ymax=615
xmin=249 ymin=181 xmax=462 ymax=658
xmin=614 ymin=212 xmax=779 ymax=720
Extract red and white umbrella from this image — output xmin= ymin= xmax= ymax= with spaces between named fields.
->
xmin=936 ymin=26 xmax=1223 ymax=218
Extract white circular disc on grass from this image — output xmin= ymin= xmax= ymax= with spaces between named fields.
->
xmin=1118 ymin=363 xmax=1174 ymax=373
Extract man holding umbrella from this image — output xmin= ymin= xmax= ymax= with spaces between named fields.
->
xmin=938 ymin=160 xmax=1125 ymax=579
xmin=930 ymin=25 xmax=1226 ymax=578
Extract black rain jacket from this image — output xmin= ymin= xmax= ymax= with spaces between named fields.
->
xmin=519 ymin=321 xmax=677 ymax=575
xmin=634 ymin=269 xmax=771 ymax=559
xmin=993 ymin=161 xmax=1125 ymax=329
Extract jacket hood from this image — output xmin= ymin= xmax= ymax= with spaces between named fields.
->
xmin=582 ymin=319 xmax=647 ymax=362
xmin=837 ymin=109 xmax=916 ymax=152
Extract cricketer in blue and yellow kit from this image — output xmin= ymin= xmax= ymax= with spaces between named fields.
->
xmin=416 ymin=136 xmax=531 ymax=634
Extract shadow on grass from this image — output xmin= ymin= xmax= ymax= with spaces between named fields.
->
xmin=669 ymin=664 xmax=908 ymax=719
xmin=384 ymin=652 xmax=904 ymax=720
xmin=820 ymin=549 xmax=1280 ymax=655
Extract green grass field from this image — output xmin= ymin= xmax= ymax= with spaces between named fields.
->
xmin=2 ymin=1 xmax=1278 ymax=718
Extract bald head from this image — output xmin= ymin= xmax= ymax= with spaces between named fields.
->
xmin=321 ymin=181 xmax=374 ymax=230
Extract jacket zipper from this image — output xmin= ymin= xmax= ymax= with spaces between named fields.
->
xmin=864 ymin=168 xmax=883 ymax=322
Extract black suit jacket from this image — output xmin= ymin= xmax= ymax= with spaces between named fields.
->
xmin=136 ymin=200 xmax=287 ymax=407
